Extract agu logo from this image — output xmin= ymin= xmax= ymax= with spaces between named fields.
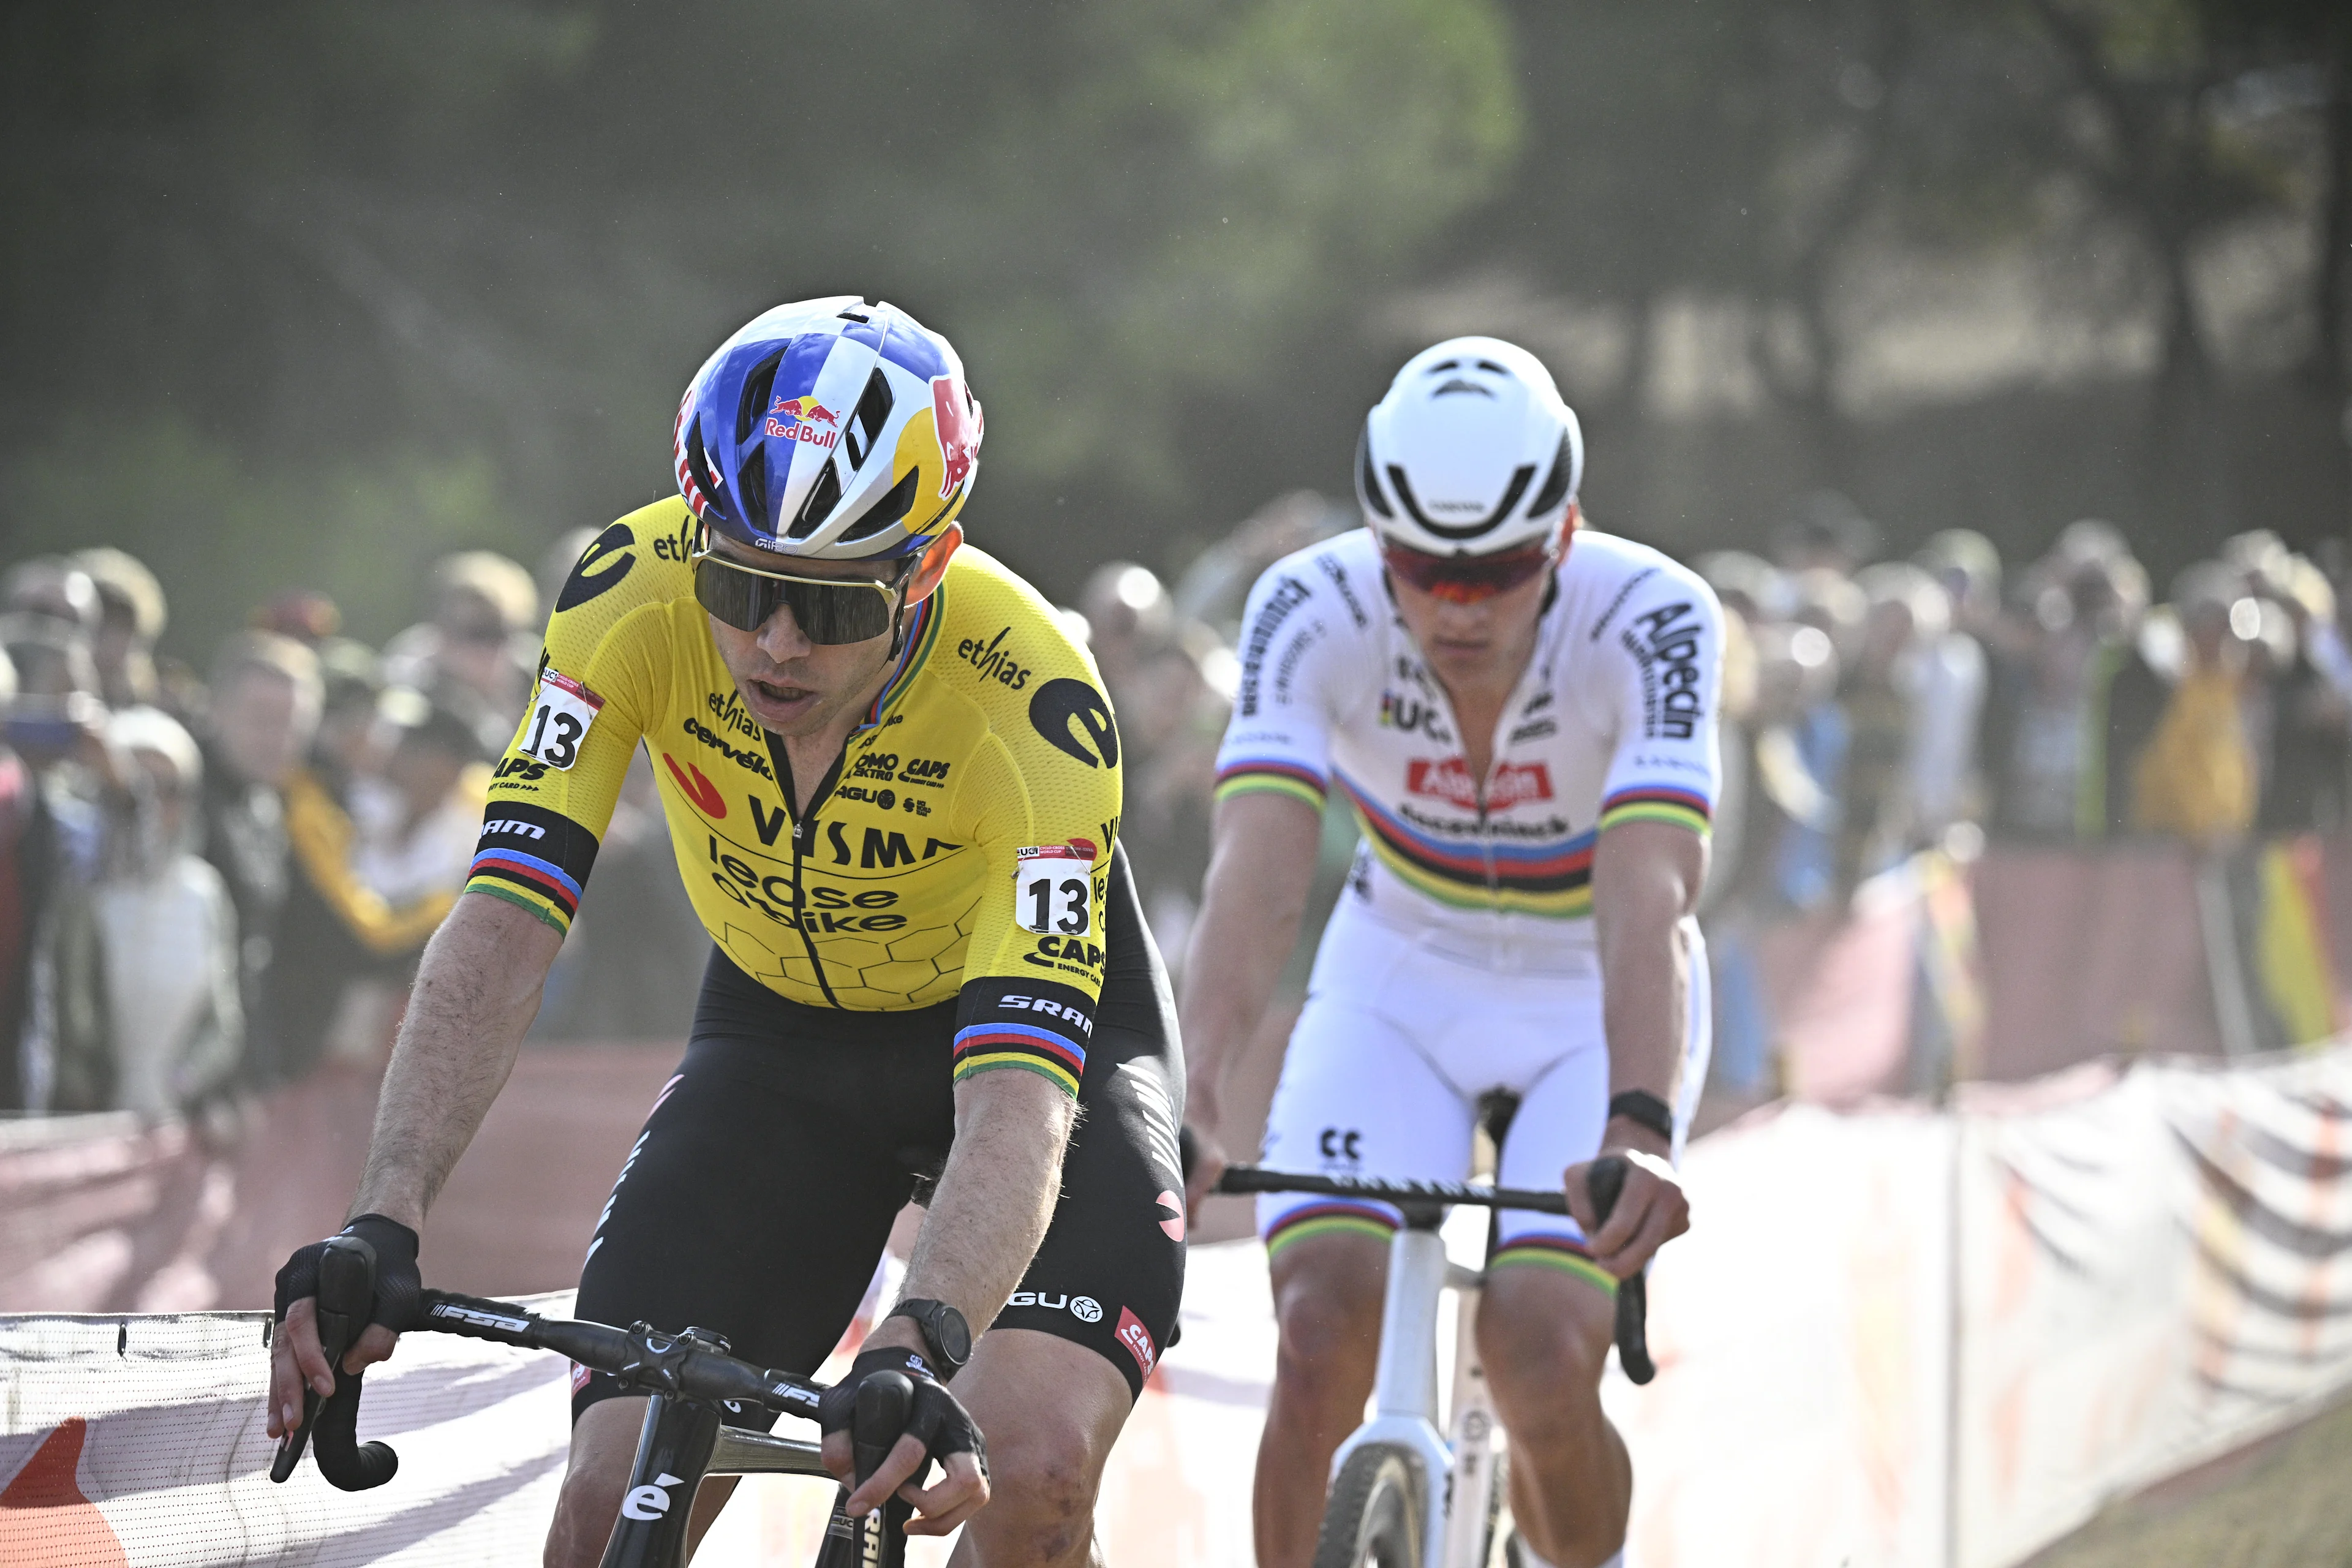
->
xmin=764 ymin=395 xmax=839 ymax=448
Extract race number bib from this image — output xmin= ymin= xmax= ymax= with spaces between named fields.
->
xmin=1013 ymin=843 xmax=1095 ymax=935
xmin=518 ymin=669 xmax=603 ymax=771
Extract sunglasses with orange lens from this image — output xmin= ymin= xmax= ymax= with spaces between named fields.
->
xmin=1381 ymin=540 xmax=1558 ymax=603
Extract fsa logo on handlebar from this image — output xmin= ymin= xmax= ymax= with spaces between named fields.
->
xmin=621 ymin=1472 xmax=688 ymax=1521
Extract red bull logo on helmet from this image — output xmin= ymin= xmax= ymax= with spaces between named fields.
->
xmin=764 ymin=394 xmax=839 ymax=448
xmin=930 ymin=375 xmax=982 ymax=499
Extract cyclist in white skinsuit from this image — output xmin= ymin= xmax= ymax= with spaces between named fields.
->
xmin=1179 ymin=337 xmax=1720 ymax=1568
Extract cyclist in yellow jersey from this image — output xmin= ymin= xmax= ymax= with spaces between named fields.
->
xmin=266 ymin=298 xmax=1185 ymax=1567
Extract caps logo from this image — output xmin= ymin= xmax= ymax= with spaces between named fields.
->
xmin=1115 ymin=1306 xmax=1158 ymax=1378
xmin=1404 ymin=758 xmax=1553 ymax=810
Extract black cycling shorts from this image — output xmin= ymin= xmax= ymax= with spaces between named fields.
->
xmin=571 ymin=845 xmax=1186 ymax=1420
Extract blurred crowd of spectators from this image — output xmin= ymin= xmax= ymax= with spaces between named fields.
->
xmin=0 ymin=542 xmax=643 ymax=1122
xmin=7 ymin=492 xmax=2344 ymax=1123
xmin=1697 ymin=494 xmax=2352 ymax=1091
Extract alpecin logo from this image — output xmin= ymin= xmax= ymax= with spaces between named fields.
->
xmin=1405 ymin=757 xmax=1553 ymax=811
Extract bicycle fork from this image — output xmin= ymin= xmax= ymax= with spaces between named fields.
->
xmin=1330 ymin=1218 xmax=1501 ymax=1568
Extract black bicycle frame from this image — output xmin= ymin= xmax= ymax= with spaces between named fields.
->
xmin=271 ymin=1264 xmax=908 ymax=1568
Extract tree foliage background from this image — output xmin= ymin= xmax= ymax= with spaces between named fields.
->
xmin=1 ymin=0 xmax=2345 ymax=657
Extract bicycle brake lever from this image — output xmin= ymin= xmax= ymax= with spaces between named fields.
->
xmin=1585 ymin=1155 xmax=1657 ymax=1385
xmin=851 ymin=1370 xmax=915 ymax=1489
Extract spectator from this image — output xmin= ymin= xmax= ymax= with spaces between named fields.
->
xmin=314 ymin=688 xmax=489 ymax=1063
xmin=1911 ymin=530 xmax=2000 ymax=840
xmin=51 ymin=708 xmax=243 ymax=1115
xmin=2 ymin=556 xmax=101 ymax=639
xmin=382 ymin=550 xmax=540 ymax=758
xmin=198 ymin=631 xmax=322 ymax=1087
xmin=1838 ymin=564 xmax=1948 ymax=893
xmin=271 ymin=639 xmax=417 ymax=1079
xmin=2131 ymin=567 xmax=2257 ymax=845
xmin=2256 ymin=556 xmax=2352 ymax=834
xmin=349 ymin=688 xmax=491 ymax=916
xmin=1773 ymin=491 xmax=1880 ymax=577
xmin=0 ymin=646 xmax=66 ymax=1111
xmin=251 ymin=589 xmax=343 ymax=649
xmin=1983 ymin=537 xmax=2162 ymax=841
xmin=69 ymin=547 xmax=167 ymax=709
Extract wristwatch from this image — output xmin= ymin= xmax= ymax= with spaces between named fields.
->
xmin=1607 ymin=1089 xmax=1675 ymax=1144
xmin=886 ymin=1298 xmax=973 ymax=1376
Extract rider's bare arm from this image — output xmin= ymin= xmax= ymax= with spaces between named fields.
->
xmin=1174 ymin=788 xmax=1322 ymax=1214
xmin=1573 ymin=816 xmax=1707 ymax=1275
xmin=870 ymin=1067 xmax=1079 ymax=1356
xmin=267 ymin=891 xmax=561 ymax=1434
xmin=835 ymin=1067 xmax=1074 ymax=1529
xmin=351 ymin=891 xmax=565 ymax=1227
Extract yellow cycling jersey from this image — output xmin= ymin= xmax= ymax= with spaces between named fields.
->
xmin=466 ymin=497 xmax=1123 ymax=1096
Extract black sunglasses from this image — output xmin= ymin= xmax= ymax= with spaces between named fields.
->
xmin=690 ymin=548 xmax=913 ymax=645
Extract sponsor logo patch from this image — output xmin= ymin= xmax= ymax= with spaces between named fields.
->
xmin=1404 ymin=757 xmax=1554 ymax=810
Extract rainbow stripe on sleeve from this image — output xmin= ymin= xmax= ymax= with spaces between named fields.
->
xmin=1214 ymin=758 xmax=1329 ymax=812
xmin=1597 ymin=785 xmax=1712 ymax=837
xmin=466 ymin=804 xmax=598 ymax=936
xmin=951 ymin=1021 xmax=1085 ymax=1098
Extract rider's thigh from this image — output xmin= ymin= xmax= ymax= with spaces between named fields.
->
xmin=1256 ymin=982 xmax=1474 ymax=1248
xmin=948 ymin=1327 xmax=1132 ymax=1568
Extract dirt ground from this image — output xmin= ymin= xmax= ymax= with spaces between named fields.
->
xmin=2029 ymin=1394 xmax=2352 ymax=1568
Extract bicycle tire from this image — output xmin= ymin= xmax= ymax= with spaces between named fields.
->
xmin=1313 ymin=1443 xmax=1426 ymax=1568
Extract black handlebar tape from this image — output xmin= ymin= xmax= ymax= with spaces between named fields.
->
xmin=1586 ymin=1156 xmax=1657 ymax=1386
xmin=271 ymin=1234 xmax=398 ymax=1487
xmin=306 ymin=1237 xmax=401 ymax=1489
xmin=1213 ymin=1165 xmax=1570 ymax=1214
xmin=851 ymin=1371 xmax=916 ymax=1489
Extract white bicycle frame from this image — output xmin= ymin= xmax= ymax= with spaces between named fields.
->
xmin=1327 ymin=1224 xmax=1504 ymax=1568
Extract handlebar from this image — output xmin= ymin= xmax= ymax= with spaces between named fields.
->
xmin=1215 ymin=1155 xmax=1658 ymax=1385
xmin=273 ymin=1286 xmax=829 ymax=1493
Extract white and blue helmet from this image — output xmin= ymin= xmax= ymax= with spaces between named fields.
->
xmin=673 ymin=296 xmax=984 ymax=560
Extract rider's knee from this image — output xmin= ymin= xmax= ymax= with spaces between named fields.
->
xmin=1273 ymin=1276 xmax=1382 ymax=1390
xmin=1477 ymin=1273 xmax=1613 ymax=1406
xmin=544 ymin=1403 xmax=639 ymax=1568
xmin=965 ymin=1414 xmax=1098 ymax=1564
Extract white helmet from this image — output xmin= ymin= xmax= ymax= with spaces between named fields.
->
xmin=1355 ymin=336 xmax=1582 ymax=555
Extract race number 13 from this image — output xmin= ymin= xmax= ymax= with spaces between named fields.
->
xmin=518 ymin=669 xmax=603 ymax=771
xmin=1014 ymin=843 xmax=1095 ymax=935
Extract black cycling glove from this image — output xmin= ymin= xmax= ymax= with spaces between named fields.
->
xmin=818 ymin=1346 xmax=989 ymax=1480
xmin=274 ymin=1214 xmax=422 ymax=1336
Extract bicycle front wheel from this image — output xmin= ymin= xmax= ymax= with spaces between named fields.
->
xmin=1313 ymin=1443 xmax=1427 ymax=1568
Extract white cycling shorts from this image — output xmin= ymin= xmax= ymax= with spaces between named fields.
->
xmin=1257 ymin=900 xmax=1711 ymax=1287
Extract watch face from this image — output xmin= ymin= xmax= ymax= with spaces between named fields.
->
xmin=933 ymin=1305 xmax=972 ymax=1365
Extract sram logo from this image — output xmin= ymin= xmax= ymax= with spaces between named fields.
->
xmin=1404 ymin=757 xmax=1553 ymax=811
xmin=479 ymin=818 xmax=545 ymax=842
